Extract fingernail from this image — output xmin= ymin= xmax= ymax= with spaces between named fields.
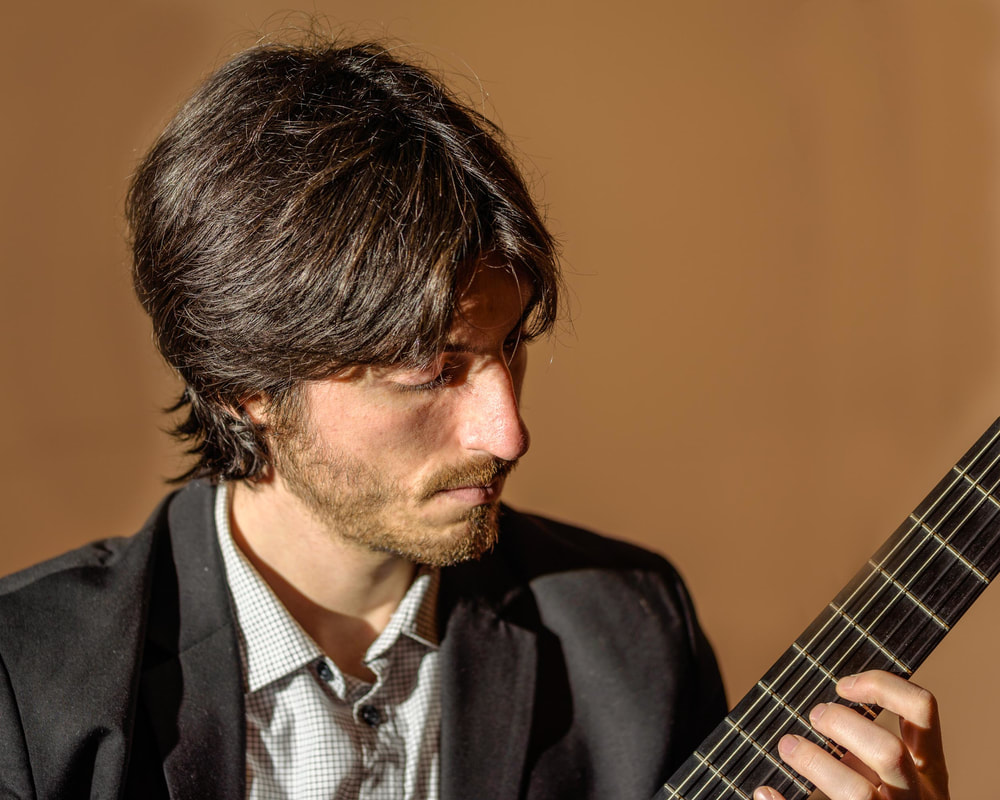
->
xmin=810 ymin=703 xmax=827 ymax=722
xmin=838 ymin=674 xmax=857 ymax=691
xmin=778 ymin=734 xmax=799 ymax=756
xmin=753 ymin=788 xmax=775 ymax=800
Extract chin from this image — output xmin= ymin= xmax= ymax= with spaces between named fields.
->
xmin=394 ymin=502 xmax=501 ymax=567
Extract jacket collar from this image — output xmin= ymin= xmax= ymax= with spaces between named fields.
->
xmin=438 ymin=511 xmax=541 ymax=800
xmin=137 ymin=483 xmax=540 ymax=800
xmin=138 ymin=480 xmax=246 ymax=799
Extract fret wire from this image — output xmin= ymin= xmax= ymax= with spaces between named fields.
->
xmin=682 ymin=629 xmax=884 ymax=799
xmin=806 ymin=446 xmax=1000 ymax=718
xmin=808 ymin=456 xmax=1000 ymax=688
xmin=860 ymin=534 xmax=990 ymax=668
xmin=754 ymin=680 xmax=841 ymax=753
xmin=825 ymin=602 xmax=912 ymax=673
xmin=723 ymin=718 xmax=813 ymax=794
xmin=738 ymin=442 xmax=1000 ymax=790
xmin=859 ymin=467 xmax=1000 ymax=649
xmin=691 ymin=752 xmax=754 ymax=800
xmin=676 ymin=647 xmax=849 ymax=798
xmin=944 ymin=466 xmax=1000 ymax=572
xmin=907 ymin=514 xmax=989 ymax=583
xmin=955 ymin=469 xmax=1000 ymax=513
xmin=864 ymin=465 xmax=1000 ymax=662
xmin=717 ymin=446 xmax=1000 ymax=792
xmin=816 ymin=446 xmax=1000 ymax=662
xmin=866 ymin=560 xmax=949 ymax=630
xmin=662 ymin=422 xmax=1000 ymax=799
xmin=820 ymin=465 xmax=1000 ymax=681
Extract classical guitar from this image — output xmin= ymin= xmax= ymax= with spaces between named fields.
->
xmin=653 ymin=418 xmax=1000 ymax=800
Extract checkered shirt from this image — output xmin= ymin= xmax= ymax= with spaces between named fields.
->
xmin=214 ymin=484 xmax=442 ymax=800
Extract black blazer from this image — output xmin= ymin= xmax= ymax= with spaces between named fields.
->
xmin=0 ymin=481 xmax=726 ymax=799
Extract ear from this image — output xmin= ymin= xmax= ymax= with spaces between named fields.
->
xmin=240 ymin=395 xmax=269 ymax=426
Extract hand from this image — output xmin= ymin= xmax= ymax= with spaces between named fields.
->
xmin=753 ymin=670 xmax=949 ymax=800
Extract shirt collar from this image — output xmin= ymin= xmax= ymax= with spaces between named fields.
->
xmin=214 ymin=482 xmax=440 ymax=694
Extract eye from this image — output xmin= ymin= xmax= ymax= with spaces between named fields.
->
xmin=407 ymin=369 xmax=454 ymax=391
xmin=503 ymin=329 xmax=531 ymax=361
xmin=395 ymin=360 xmax=459 ymax=392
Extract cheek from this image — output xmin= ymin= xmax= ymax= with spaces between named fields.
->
xmin=343 ymin=401 xmax=457 ymax=461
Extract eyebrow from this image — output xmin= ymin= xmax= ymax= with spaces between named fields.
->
xmin=440 ymin=316 xmax=532 ymax=356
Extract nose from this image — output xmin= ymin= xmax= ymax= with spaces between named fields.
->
xmin=459 ymin=360 xmax=530 ymax=462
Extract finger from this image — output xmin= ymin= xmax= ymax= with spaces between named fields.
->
xmin=774 ymin=733 xmax=877 ymax=800
xmin=808 ymin=701 xmax=918 ymax=792
xmin=837 ymin=672 xmax=946 ymax=781
xmin=752 ymin=787 xmax=785 ymax=800
xmin=840 ymin=748 xmax=881 ymax=787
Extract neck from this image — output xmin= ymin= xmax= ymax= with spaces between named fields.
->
xmin=228 ymin=478 xmax=417 ymax=679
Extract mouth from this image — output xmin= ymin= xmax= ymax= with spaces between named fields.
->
xmin=434 ymin=478 xmax=503 ymax=506
xmin=422 ymin=458 xmax=516 ymax=504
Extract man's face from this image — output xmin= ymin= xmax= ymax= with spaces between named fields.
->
xmin=268 ymin=259 xmax=533 ymax=566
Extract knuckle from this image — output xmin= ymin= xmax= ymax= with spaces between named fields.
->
xmin=872 ymin=737 xmax=907 ymax=772
xmin=846 ymin=786 xmax=879 ymax=800
xmin=914 ymin=685 xmax=937 ymax=712
xmin=795 ymin=748 xmax=820 ymax=773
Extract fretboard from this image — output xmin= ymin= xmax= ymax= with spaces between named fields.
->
xmin=653 ymin=417 xmax=1000 ymax=800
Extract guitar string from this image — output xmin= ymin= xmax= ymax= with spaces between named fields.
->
xmin=738 ymin=460 xmax=1000 ymax=797
xmin=834 ymin=451 xmax=1000 ymax=700
xmin=733 ymin=440 xmax=1000 ymax=797
xmin=720 ymin=435 xmax=1000 ymax=798
xmin=694 ymin=433 xmax=1000 ymax=800
xmin=841 ymin=466 xmax=1000 ymax=675
xmin=662 ymin=424 xmax=1000 ymax=800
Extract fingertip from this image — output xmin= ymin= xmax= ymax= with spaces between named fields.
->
xmin=777 ymin=734 xmax=800 ymax=757
xmin=753 ymin=787 xmax=780 ymax=800
xmin=836 ymin=673 xmax=858 ymax=695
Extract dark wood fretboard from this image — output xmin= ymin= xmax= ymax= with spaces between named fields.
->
xmin=653 ymin=418 xmax=1000 ymax=800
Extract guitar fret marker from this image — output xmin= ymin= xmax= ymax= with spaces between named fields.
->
xmin=907 ymin=514 xmax=989 ymax=583
xmin=867 ymin=560 xmax=950 ymax=630
xmin=724 ymin=717 xmax=813 ymax=794
xmin=827 ymin=603 xmax=912 ymax=674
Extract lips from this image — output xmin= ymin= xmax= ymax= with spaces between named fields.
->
xmin=435 ymin=480 xmax=502 ymax=505
xmin=421 ymin=458 xmax=516 ymax=500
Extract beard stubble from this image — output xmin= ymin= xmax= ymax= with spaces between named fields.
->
xmin=271 ymin=426 xmax=516 ymax=567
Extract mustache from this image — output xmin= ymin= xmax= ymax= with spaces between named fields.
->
xmin=421 ymin=458 xmax=518 ymax=498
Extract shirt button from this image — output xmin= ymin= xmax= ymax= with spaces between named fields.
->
xmin=315 ymin=660 xmax=333 ymax=682
xmin=359 ymin=704 xmax=381 ymax=727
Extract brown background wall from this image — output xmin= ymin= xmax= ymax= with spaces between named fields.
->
xmin=2 ymin=1 xmax=997 ymax=795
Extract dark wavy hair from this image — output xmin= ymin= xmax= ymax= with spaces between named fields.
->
xmin=127 ymin=39 xmax=560 ymax=482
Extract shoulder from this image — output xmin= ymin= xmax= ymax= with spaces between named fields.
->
xmin=476 ymin=506 xmax=716 ymax=675
xmin=0 ymin=491 xmax=176 ymax=677
xmin=0 ymin=480 xmax=215 ymax=607
xmin=495 ymin=505 xmax=694 ymax=616
xmin=482 ymin=507 xmax=728 ymax=786
xmin=0 ymin=490 xmax=174 ymax=609
xmin=497 ymin=505 xmax=681 ymax=571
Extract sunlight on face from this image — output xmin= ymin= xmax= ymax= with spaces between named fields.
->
xmin=270 ymin=259 xmax=534 ymax=566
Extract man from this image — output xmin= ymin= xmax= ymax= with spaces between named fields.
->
xmin=0 ymin=39 xmax=948 ymax=799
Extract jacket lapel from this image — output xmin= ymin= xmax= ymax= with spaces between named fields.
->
xmin=137 ymin=481 xmax=245 ymax=799
xmin=438 ymin=545 xmax=539 ymax=800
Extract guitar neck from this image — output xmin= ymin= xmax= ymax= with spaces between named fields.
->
xmin=653 ymin=418 xmax=1000 ymax=800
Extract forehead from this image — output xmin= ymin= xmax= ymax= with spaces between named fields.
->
xmin=451 ymin=259 xmax=533 ymax=338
